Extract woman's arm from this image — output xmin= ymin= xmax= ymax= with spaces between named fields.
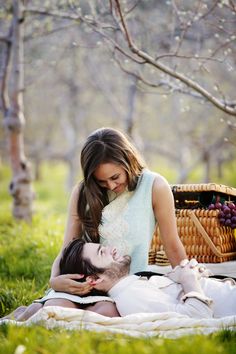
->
xmin=50 ymin=185 xmax=81 ymax=279
xmin=152 ymin=175 xmax=187 ymax=267
xmin=49 ymin=185 xmax=93 ymax=295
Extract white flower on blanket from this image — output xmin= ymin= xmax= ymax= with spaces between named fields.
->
xmin=99 ymin=191 xmax=133 ymax=255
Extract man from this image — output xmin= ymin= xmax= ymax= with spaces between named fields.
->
xmin=2 ymin=239 xmax=236 ymax=321
xmin=57 ymin=239 xmax=236 ymax=319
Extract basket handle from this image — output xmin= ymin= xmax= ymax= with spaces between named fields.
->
xmin=188 ymin=210 xmax=236 ymax=258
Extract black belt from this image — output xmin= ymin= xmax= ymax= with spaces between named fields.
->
xmin=135 ymin=271 xmax=236 ymax=281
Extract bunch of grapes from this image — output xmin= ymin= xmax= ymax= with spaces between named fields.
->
xmin=208 ymin=201 xmax=236 ymax=229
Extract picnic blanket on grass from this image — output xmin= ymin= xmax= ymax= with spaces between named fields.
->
xmin=1 ymin=306 xmax=236 ymax=338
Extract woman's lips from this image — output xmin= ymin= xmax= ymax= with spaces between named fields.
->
xmin=113 ymin=185 xmax=124 ymax=193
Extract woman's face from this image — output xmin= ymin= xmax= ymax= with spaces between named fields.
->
xmin=93 ymin=163 xmax=128 ymax=194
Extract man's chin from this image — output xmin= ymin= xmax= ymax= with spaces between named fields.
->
xmin=118 ymin=255 xmax=131 ymax=268
xmin=113 ymin=251 xmax=130 ymax=263
xmin=104 ymin=256 xmax=131 ymax=280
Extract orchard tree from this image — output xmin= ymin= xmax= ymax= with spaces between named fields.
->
xmin=107 ymin=0 xmax=236 ymax=116
xmin=1 ymin=0 xmax=235 ymax=212
xmin=26 ymin=0 xmax=236 ymax=116
xmin=0 ymin=0 xmax=34 ymax=220
xmin=25 ymin=0 xmax=236 ymax=183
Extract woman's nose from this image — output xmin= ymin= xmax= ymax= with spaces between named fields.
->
xmin=106 ymin=180 xmax=117 ymax=190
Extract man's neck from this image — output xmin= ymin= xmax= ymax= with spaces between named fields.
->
xmin=105 ymin=274 xmax=130 ymax=292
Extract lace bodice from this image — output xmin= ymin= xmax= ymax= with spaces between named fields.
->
xmin=99 ymin=169 xmax=157 ymax=273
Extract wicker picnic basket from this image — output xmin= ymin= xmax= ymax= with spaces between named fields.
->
xmin=148 ymin=183 xmax=236 ymax=265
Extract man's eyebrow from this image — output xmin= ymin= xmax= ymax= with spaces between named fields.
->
xmin=97 ymin=245 xmax=102 ymax=255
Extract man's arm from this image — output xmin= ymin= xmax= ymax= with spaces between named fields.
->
xmin=167 ymin=265 xmax=213 ymax=318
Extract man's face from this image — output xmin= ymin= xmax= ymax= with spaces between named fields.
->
xmin=82 ymin=243 xmax=131 ymax=291
xmin=83 ymin=243 xmax=129 ymax=269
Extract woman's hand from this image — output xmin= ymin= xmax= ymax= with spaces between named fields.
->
xmin=167 ymin=258 xmax=213 ymax=283
xmin=50 ymin=274 xmax=93 ymax=295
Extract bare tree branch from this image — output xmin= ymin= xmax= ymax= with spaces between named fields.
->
xmin=112 ymin=0 xmax=236 ymax=116
xmin=24 ymin=2 xmax=236 ymax=116
xmin=24 ymin=23 xmax=78 ymax=42
xmin=114 ymin=55 xmax=205 ymax=99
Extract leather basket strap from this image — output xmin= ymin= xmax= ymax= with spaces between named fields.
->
xmin=188 ymin=210 xmax=236 ymax=258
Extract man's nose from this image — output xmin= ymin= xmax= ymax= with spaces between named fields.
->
xmin=109 ymin=247 xmax=117 ymax=256
xmin=105 ymin=246 xmax=115 ymax=254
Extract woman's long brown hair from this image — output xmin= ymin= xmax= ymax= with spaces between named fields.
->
xmin=77 ymin=128 xmax=145 ymax=242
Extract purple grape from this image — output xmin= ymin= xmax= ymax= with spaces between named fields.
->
xmin=215 ymin=202 xmax=222 ymax=209
xmin=219 ymin=218 xmax=226 ymax=225
xmin=218 ymin=211 xmax=225 ymax=218
xmin=225 ymin=219 xmax=232 ymax=226
xmin=228 ymin=203 xmax=235 ymax=210
xmin=231 ymin=216 xmax=236 ymax=223
xmin=232 ymin=209 xmax=236 ymax=217
xmin=231 ymin=223 xmax=236 ymax=229
xmin=225 ymin=213 xmax=232 ymax=219
xmin=223 ymin=206 xmax=231 ymax=214
xmin=208 ymin=204 xmax=215 ymax=210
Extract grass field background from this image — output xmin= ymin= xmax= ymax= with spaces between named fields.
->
xmin=0 ymin=163 xmax=236 ymax=353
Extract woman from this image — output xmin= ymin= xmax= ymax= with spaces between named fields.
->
xmin=45 ymin=127 xmax=187 ymax=316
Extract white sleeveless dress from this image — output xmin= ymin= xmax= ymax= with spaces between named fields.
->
xmin=99 ymin=169 xmax=157 ymax=274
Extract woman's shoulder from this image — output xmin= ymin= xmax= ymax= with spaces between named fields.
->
xmin=151 ymin=172 xmax=171 ymax=192
xmin=142 ymin=169 xmax=169 ymax=187
xmin=70 ymin=183 xmax=81 ymax=200
xmin=68 ymin=183 xmax=82 ymax=214
xmin=151 ymin=173 xmax=173 ymax=207
xmin=135 ymin=170 xmax=170 ymax=202
xmin=140 ymin=170 xmax=172 ymax=199
xmin=140 ymin=168 xmax=157 ymax=182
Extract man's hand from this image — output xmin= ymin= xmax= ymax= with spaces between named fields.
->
xmin=50 ymin=274 xmax=93 ymax=295
xmin=166 ymin=258 xmax=212 ymax=283
xmin=167 ymin=261 xmax=197 ymax=284
xmin=167 ymin=259 xmax=213 ymax=311
xmin=187 ymin=259 xmax=213 ymax=277
xmin=167 ymin=262 xmax=204 ymax=295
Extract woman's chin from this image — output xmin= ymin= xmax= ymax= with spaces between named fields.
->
xmin=114 ymin=185 xmax=125 ymax=194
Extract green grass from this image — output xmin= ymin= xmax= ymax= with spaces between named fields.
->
xmin=0 ymin=163 xmax=67 ymax=316
xmin=0 ymin=326 xmax=235 ymax=354
xmin=0 ymin=162 xmax=236 ymax=353
xmin=33 ymin=162 xmax=71 ymax=214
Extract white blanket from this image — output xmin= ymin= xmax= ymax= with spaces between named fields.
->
xmin=148 ymin=260 xmax=236 ymax=278
xmin=1 ymin=306 xmax=236 ymax=338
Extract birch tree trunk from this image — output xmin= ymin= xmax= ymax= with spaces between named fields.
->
xmin=2 ymin=0 xmax=34 ymax=221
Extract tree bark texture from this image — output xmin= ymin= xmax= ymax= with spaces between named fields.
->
xmin=2 ymin=0 xmax=34 ymax=221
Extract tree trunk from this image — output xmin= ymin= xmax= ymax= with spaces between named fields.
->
xmin=203 ymin=151 xmax=211 ymax=183
xmin=3 ymin=0 xmax=34 ymax=221
xmin=125 ymin=77 xmax=138 ymax=138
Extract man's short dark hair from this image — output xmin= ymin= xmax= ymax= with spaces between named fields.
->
xmin=59 ymin=239 xmax=106 ymax=297
xmin=60 ymin=239 xmax=106 ymax=276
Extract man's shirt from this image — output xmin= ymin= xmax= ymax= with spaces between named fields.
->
xmin=108 ymin=275 xmax=236 ymax=318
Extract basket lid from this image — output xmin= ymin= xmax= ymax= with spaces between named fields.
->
xmin=171 ymin=183 xmax=236 ymax=197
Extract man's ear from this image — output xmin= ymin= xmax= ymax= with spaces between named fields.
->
xmin=86 ymin=275 xmax=103 ymax=287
